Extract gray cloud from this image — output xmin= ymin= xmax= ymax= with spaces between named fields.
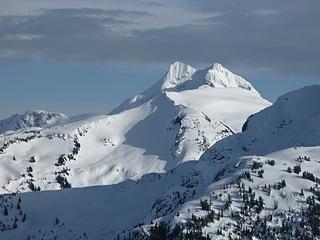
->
xmin=246 ymin=8 xmax=279 ymax=16
xmin=37 ymin=8 xmax=152 ymax=18
xmin=0 ymin=1 xmax=319 ymax=77
xmin=0 ymin=8 xmax=145 ymax=60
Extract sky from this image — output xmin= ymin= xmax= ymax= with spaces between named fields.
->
xmin=0 ymin=0 xmax=319 ymax=118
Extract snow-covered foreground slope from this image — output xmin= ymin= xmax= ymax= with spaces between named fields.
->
xmin=0 ymin=62 xmax=269 ymax=193
xmin=0 ymin=86 xmax=319 ymax=240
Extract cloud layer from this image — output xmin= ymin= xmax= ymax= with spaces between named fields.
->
xmin=0 ymin=0 xmax=319 ymax=76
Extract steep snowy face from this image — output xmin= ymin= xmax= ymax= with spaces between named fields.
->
xmin=168 ymin=63 xmax=259 ymax=94
xmin=110 ymin=62 xmax=196 ymax=114
xmin=0 ymin=110 xmax=68 ymax=134
xmin=160 ymin=61 xmax=197 ymax=90
xmin=159 ymin=61 xmax=258 ymax=93
xmin=111 ymin=62 xmax=258 ymax=113
xmin=203 ymin=63 xmax=258 ymax=93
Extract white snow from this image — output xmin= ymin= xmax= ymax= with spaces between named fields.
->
xmin=167 ymin=87 xmax=269 ymax=132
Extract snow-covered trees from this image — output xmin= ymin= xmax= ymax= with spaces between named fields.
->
xmin=200 ymin=199 xmax=211 ymax=211
xmin=293 ymin=165 xmax=301 ymax=174
xmin=56 ymin=175 xmax=71 ymax=189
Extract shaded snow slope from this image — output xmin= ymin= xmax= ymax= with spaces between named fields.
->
xmin=240 ymin=85 xmax=320 ymax=153
xmin=0 ymin=85 xmax=319 ymax=240
xmin=205 ymin=85 xmax=320 ymax=159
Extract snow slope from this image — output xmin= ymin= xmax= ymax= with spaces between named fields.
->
xmin=207 ymin=85 xmax=320 ymax=158
xmin=0 ymin=62 xmax=269 ymax=193
xmin=167 ymin=87 xmax=265 ymax=132
xmin=0 ymin=85 xmax=319 ymax=240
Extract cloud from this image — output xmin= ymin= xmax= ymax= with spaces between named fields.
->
xmin=37 ymin=8 xmax=152 ymax=18
xmin=0 ymin=1 xmax=319 ymax=77
xmin=192 ymin=12 xmax=226 ymax=24
xmin=246 ymin=8 xmax=279 ymax=16
xmin=4 ymin=33 xmax=43 ymax=40
xmin=137 ymin=1 xmax=166 ymax=8
xmin=0 ymin=8 xmax=144 ymax=60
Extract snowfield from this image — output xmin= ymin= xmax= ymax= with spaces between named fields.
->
xmin=0 ymin=63 xmax=319 ymax=240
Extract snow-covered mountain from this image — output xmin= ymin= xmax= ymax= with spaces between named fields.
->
xmin=0 ymin=110 xmax=68 ymax=134
xmin=111 ymin=62 xmax=258 ymax=114
xmin=0 ymin=85 xmax=319 ymax=240
xmin=0 ymin=62 xmax=269 ymax=194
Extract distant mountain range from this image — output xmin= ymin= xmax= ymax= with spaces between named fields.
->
xmin=0 ymin=110 xmax=68 ymax=134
